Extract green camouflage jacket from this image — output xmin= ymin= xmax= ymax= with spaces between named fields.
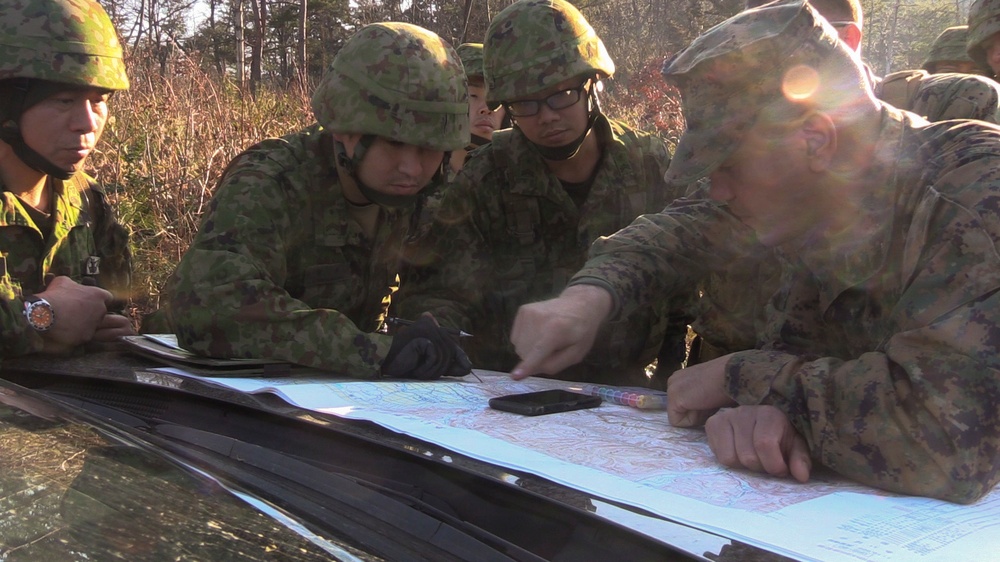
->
xmin=165 ymin=124 xmax=420 ymax=377
xmin=572 ymin=108 xmax=1000 ymax=503
xmin=396 ymin=116 xmax=691 ymax=386
xmin=1 ymin=173 xmax=131 ymax=357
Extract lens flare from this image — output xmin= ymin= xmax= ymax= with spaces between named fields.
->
xmin=782 ymin=64 xmax=820 ymax=101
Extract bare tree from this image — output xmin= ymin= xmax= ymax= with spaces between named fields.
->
xmin=235 ymin=0 xmax=246 ymax=87
xmin=298 ymin=0 xmax=308 ymax=90
xmin=247 ymin=0 xmax=268 ymax=95
xmin=460 ymin=0 xmax=475 ymax=44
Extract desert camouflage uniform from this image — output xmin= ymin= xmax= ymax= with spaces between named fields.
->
xmin=0 ymin=0 xmax=131 ymax=359
xmin=1 ymin=175 xmax=131 ymax=357
xmin=397 ymin=116 xmax=688 ymax=386
xmin=575 ymin=0 xmax=1000 ymax=503
xmin=164 ymin=22 xmax=468 ymax=377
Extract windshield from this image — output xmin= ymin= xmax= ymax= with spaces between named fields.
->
xmin=0 ymin=387 xmax=378 ymax=561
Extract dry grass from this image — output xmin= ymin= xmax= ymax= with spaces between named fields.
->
xmin=87 ymin=52 xmax=313 ymax=325
xmin=86 ymin=52 xmax=684 ymax=330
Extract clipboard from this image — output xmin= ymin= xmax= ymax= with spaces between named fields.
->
xmin=122 ymin=335 xmax=301 ymax=377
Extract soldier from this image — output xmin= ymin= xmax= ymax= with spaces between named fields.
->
xmin=969 ymin=0 xmax=1000 ymax=80
xmin=164 ymin=23 xmax=472 ymax=380
xmin=0 ymin=0 xmax=134 ymax=359
xmin=448 ymin=43 xmax=507 ymax=175
xmin=511 ymin=0 xmax=1000 ymax=504
xmin=693 ymin=0 xmax=1000 ymax=363
xmin=923 ymin=26 xmax=981 ymax=75
xmin=746 ymin=0 xmax=1000 ymax=122
xmin=395 ymin=0 xmax=691 ymax=388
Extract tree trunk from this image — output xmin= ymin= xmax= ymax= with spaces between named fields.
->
xmin=235 ymin=0 xmax=246 ymax=88
xmin=248 ymin=0 xmax=266 ymax=97
xmin=460 ymin=0 xmax=474 ymax=43
xmin=209 ymin=0 xmax=223 ymax=76
xmin=882 ymin=0 xmax=902 ymax=76
xmin=132 ymin=0 xmax=147 ymax=51
xmin=298 ymin=0 xmax=308 ymax=91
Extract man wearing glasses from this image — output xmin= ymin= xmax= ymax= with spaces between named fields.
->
xmin=395 ymin=0 xmax=691 ymax=387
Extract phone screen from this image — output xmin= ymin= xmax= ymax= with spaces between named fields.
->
xmin=488 ymin=389 xmax=602 ymax=416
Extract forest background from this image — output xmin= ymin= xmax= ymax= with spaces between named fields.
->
xmin=89 ymin=0 xmax=974 ymax=324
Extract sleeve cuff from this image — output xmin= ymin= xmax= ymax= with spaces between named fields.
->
xmin=725 ymin=349 xmax=801 ymax=404
xmin=566 ymin=276 xmax=622 ymax=319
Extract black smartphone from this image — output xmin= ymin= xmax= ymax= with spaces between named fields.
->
xmin=488 ymin=389 xmax=602 ymax=416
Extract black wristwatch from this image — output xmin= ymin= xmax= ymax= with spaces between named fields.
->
xmin=23 ymin=295 xmax=55 ymax=332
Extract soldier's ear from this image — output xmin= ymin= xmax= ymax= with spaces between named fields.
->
xmin=838 ymin=23 xmax=862 ymax=53
xmin=800 ymin=112 xmax=836 ymax=172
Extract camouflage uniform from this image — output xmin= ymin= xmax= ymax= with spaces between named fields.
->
xmin=443 ymin=42 xmax=490 ymax=182
xmin=876 ymin=69 xmax=1000 ymax=123
xmin=573 ymin=0 xmax=1000 ymax=503
xmin=165 ymin=23 xmax=469 ymax=378
xmin=694 ymin=19 xmax=1000 ymax=364
xmin=968 ymin=0 xmax=1000 ymax=78
xmin=397 ymin=117 xmax=686 ymax=385
xmin=0 ymin=0 xmax=131 ymax=358
xmin=166 ymin=126 xmax=413 ymax=376
xmin=396 ymin=0 xmax=690 ymax=387
xmin=1 ymin=176 xmax=131 ymax=357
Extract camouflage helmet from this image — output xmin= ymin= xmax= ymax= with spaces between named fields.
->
xmin=312 ymin=22 xmax=469 ymax=152
xmin=968 ymin=0 xmax=1000 ymax=71
xmin=0 ymin=0 xmax=129 ymax=90
xmin=484 ymin=0 xmax=615 ymax=107
xmin=923 ymin=26 xmax=976 ymax=72
xmin=457 ymin=43 xmax=485 ymax=81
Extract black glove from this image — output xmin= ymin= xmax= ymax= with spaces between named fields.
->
xmin=381 ymin=315 xmax=473 ymax=380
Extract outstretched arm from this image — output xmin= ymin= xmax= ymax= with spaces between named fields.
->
xmin=509 ymin=284 xmax=612 ymax=379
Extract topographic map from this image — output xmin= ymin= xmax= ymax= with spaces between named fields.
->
xmin=155 ymin=369 xmax=1000 ymax=562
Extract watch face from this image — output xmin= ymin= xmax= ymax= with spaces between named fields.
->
xmin=26 ymin=300 xmax=54 ymax=331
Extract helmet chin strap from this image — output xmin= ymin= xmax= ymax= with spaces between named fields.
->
xmin=0 ymin=79 xmax=78 ymax=180
xmin=523 ymin=79 xmax=602 ymax=161
xmin=468 ymin=133 xmax=492 ymax=150
xmin=334 ymin=135 xmax=447 ymax=208
xmin=1 ymin=131 xmax=74 ymax=180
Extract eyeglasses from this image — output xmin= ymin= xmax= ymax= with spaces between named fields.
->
xmin=826 ymin=20 xmax=855 ymax=29
xmin=505 ymin=82 xmax=588 ymax=117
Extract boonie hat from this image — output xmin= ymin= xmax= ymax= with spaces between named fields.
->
xmin=661 ymin=0 xmax=847 ymax=185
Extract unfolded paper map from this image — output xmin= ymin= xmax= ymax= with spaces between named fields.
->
xmin=148 ymin=369 xmax=1000 ymax=562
